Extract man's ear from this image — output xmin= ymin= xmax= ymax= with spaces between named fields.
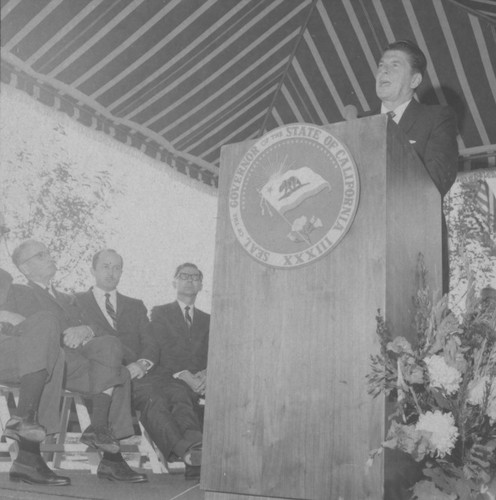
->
xmin=410 ymin=72 xmax=422 ymax=90
xmin=17 ymin=262 xmax=27 ymax=276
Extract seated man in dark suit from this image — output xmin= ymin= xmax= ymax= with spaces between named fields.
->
xmin=4 ymin=240 xmax=147 ymax=483
xmin=76 ymin=253 xmax=209 ymax=480
xmin=1 ymin=268 xmax=70 ymax=486
xmin=142 ymin=263 xmax=210 ymax=481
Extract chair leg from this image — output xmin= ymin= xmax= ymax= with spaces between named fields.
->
xmin=138 ymin=421 xmax=168 ymax=473
xmin=51 ymin=394 xmax=72 ymax=468
xmin=0 ymin=388 xmax=18 ymax=470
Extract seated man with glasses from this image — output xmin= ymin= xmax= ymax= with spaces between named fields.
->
xmin=4 ymin=240 xmax=147 ymax=484
xmin=135 ymin=263 xmax=209 ymax=481
xmin=1 ymin=267 xmax=69 ymax=486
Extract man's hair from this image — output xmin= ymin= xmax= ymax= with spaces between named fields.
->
xmin=384 ymin=39 xmax=427 ymax=77
xmin=92 ymin=249 xmax=123 ymax=269
xmin=174 ymin=262 xmax=203 ymax=281
xmin=12 ymin=239 xmax=40 ymax=267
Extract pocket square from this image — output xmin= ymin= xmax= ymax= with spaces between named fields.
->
xmin=409 ymin=140 xmax=416 ymax=144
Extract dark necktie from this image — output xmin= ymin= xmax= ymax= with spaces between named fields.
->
xmin=105 ymin=293 xmax=117 ymax=329
xmin=184 ymin=306 xmax=192 ymax=328
xmin=387 ymin=110 xmax=396 ymax=121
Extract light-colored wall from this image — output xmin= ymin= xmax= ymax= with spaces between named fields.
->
xmin=0 ymin=83 xmax=218 ymax=313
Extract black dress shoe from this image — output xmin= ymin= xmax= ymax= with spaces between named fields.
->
xmin=80 ymin=425 xmax=120 ymax=453
xmin=10 ymin=457 xmax=71 ymax=486
xmin=97 ymin=458 xmax=148 ymax=483
xmin=3 ymin=411 xmax=46 ymax=442
xmin=184 ymin=464 xmax=201 ymax=481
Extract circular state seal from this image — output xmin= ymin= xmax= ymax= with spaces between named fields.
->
xmin=229 ymin=123 xmax=360 ymax=268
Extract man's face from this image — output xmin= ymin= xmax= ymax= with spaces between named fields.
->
xmin=173 ymin=266 xmax=203 ymax=298
xmin=18 ymin=241 xmax=57 ymax=283
xmin=91 ymin=251 xmax=123 ymax=292
xmin=375 ymin=49 xmax=421 ymax=107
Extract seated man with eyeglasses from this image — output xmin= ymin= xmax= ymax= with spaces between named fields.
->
xmin=1 ymin=267 xmax=70 ymax=486
xmin=4 ymin=240 xmax=147 ymax=484
xmin=136 ymin=263 xmax=209 ymax=481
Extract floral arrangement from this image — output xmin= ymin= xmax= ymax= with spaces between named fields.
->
xmin=368 ymin=257 xmax=496 ymax=499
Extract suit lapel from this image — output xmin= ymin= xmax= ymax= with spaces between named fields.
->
xmin=116 ymin=292 xmax=126 ymax=322
xmin=397 ymin=99 xmax=420 ymax=135
xmin=86 ymin=289 xmax=115 ymax=331
xmin=29 ymin=281 xmax=64 ymax=312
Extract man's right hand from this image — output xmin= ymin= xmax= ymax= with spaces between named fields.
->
xmin=126 ymin=362 xmax=147 ymax=380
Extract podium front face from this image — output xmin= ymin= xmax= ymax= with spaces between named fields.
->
xmin=202 ymin=116 xmax=441 ymax=500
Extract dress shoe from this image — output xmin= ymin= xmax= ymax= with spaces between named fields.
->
xmin=184 ymin=464 xmax=201 ymax=481
xmin=183 ymin=441 xmax=202 ymax=466
xmin=3 ymin=411 xmax=46 ymax=442
xmin=80 ymin=424 xmax=120 ymax=453
xmin=97 ymin=458 xmax=148 ymax=483
xmin=10 ymin=457 xmax=71 ymax=486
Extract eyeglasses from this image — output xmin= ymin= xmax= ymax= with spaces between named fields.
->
xmin=176 ymin=273 xmax=202 ymax=282
xmin=19 ymin=249 xmax=50 ymax=266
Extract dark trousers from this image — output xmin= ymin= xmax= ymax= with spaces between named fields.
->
xmin=64 ymin=335 xmax=134 ymax=440
xmin=132 ymin=375 xmax=203 ymax=460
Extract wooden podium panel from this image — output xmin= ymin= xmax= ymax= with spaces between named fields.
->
xmin=201 ymin=116 xmax=441 ymax=500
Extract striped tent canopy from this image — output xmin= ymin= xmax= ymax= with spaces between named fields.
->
xmin=1 ymin=0 xmax=495 ymax=187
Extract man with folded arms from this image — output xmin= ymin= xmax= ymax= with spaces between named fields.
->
xmin=3 ymin=240 xmax=147 ymax=483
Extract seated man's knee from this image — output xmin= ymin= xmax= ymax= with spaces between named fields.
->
xmin=85 ymin=334 xmax=123 ymax=362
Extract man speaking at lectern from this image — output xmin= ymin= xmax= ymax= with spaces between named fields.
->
xmin=370 ymin=40 xmax=458 ymax=499
xmin=363 ymin=39 xmax=458 ymax=295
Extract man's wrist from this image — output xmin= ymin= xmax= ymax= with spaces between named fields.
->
xmin=137 ymin=358 xmax=154 ymax=373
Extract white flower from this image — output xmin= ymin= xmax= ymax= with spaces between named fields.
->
xmin=416 ymin=411 xmax=459 ymax=458
xmin=468 ymin=376 xmax=496 ymax=422
xmin=425 ymin=355 xmax=462 ymax=395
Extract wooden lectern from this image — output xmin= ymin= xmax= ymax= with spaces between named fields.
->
xmin=201 ymin=115 xmax=442 ymax=500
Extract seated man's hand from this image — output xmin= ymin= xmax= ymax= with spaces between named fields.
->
xmin=62 ymin=325 xmax=94 ymax=348
xmin=194 ymin=370 xmax=207 ymax=396
xmin=176 ymin=370 xmax=202 ymax=394
xmin=177 ymin=370 xmax=206 ymax=395
xmin=0 ymin=310 xmax=25 ymax=326
xmin=126 ymin=361 xmax=147 ymax=380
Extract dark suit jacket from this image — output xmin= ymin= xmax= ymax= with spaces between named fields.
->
xmin=363 ymin=99 xmax=458 ymax=197
xmin=2 ymin=281 xmax=106 ymax=336
xmin=75 ymin=288 xmax=150 ymax=364
xmin=0 ymin=268 xmax=13 ymax=307
xmin=145 ymin=301 xmax=209 ymax=379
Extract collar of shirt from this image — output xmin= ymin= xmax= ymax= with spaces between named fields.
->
xmin=92 ymin=287 xmax=117 ymax=323
xmin=177 ymin=299 xmax=194 ymax=321
xmin=33 ymin=281 xmax=55 ymax=296
xmin=381 ymin=99 xmax=411 ymax=124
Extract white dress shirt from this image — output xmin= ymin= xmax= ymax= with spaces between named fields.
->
xmin=177 ymin=299 xmax=195 ymax=323
xmin=381 ymin=99 xmax=411 ymax=124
